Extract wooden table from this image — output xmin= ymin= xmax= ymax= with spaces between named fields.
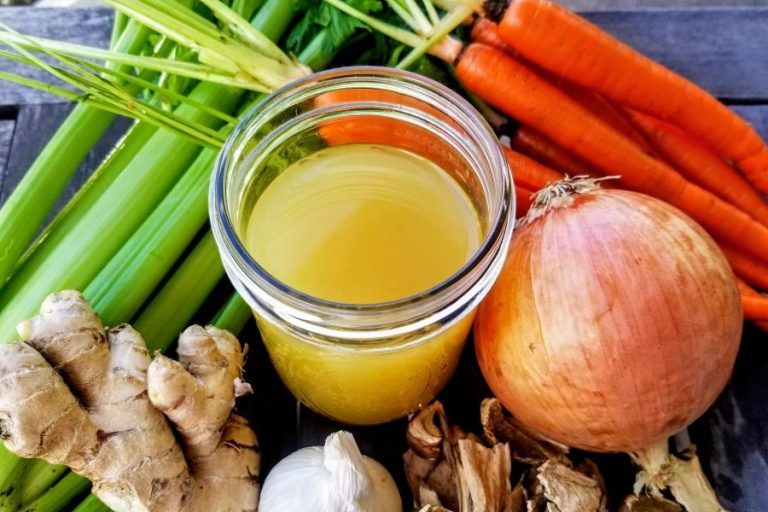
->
xmin=1 ymin=4 xmax=767 ymax=511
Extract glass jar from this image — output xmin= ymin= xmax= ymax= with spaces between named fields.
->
xmin=210 ymin=67 xmax=514 ymax=425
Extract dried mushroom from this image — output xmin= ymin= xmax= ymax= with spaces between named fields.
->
xmin=619 ymin=495 xmax=683 ymax=512
xmin=408 ymin=403 xmax=446 ymax=460
xmin=480 ymin=399 xmax=567 ymax=466
xmin=532 ymin=459 xmax=607 ymax=512
xmin=404 ymin=400 xmax=607 ymax=512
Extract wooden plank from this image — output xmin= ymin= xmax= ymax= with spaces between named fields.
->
xmin=0 ymin=120 xmax=14 ymax=187
xmin=732 ymin=104 xmax=768 ymax=139
xmin=1 ymin=103 xmax=132 ymax=221
xmin=564 ymin=0 xmax=768 ymax=10
xmin=577 ymin=8 xmax=768 ymax=101
xmin=693 ymin=323 xmax=768 ymax=512
xmin=0 ymin=7 xmax=113 ymax=106
xmin=1 ymin=103 xmax=72 ymax=206
xmin=692 ymin=104 xmax=768 ymax=510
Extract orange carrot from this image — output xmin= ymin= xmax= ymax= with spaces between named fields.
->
xmin=511 ymin=125 xmax=594 ymax=177
xmin=503 ymin=145 xmax=563 ymax=190
xmin=742 ymin=295 xmax=768 ymax=322
xmin=470 ymin=15 xmax=652 ymax=152
xmin=515 ymin=183 xmax=535 ymax=218
xmin=719 ymin=243 xmax=768 ymax=292
xmin=495 ymin=0 xmax=768 ymax=193
xmin=558 ymin=83 xmax=654 ymax=153
xmin=471 ymin=17 xmax=517 ymax=54
xmin=455 ymin=43 xmax=768 ymax=265
xmin=626 ymin=109 xmax=768 ymax=227
xmin=735 ymin=277 xmax=768 ymax=329
xmin=314 ymin=89 xmax=461 ymax=171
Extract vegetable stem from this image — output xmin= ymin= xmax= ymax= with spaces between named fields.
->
xmin=19 ymin=471 xmax=89 ymax=512
xmin=71 ymin=495 xmax=107 ymax=512
xmin=631 ymin=438 xmax=671 ymax=495
xmin=0 ymin=17 xmax=152 ymax=289
xmin=211 ymin=292 xmax=252 ymax=334
xmin=18 ymin=462 xmax=68 ymax=505
xmin=0 ymin=446 xmax=32 ymax=509
xmin=133 ymin=232 xmax=225 ymax=352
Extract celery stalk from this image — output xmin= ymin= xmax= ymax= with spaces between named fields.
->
xmin=211 ymin=292 xmax=252 ymax=334
xmin=133 ymin=232 xmax=225 ymax=351
xmin=84 ymin=147 xmax=219 ymax=324
xmin=0 ymin=2 xmax=341 ymax=508
xmin=0 ymin=448 xmax=32 ymax=509
xmin=18 ymin=461 xmax=67 ymax=505
xmin=0 ymin=20 xmax=153 ymax=289
xmin=109 ymin=12 xmax=129 ymax=48
xmin=0 ymin=0 xmax=306 ymax=336
xmin=71 ymin=495 xmax=103 ymax=512
xmin=19 ymin=472 xmax=89 ymax=512
xmin=79 ymin=21 xmax=348 ymax=330
xmin=0 ymin=84 xmax=236 ymax=338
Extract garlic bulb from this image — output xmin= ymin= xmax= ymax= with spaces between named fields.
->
xmin=259 ymin=431 xmax=402 ymax=512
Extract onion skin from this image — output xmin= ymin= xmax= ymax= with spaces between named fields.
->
xmin=474 ymin=187 xmax=742 ymax=453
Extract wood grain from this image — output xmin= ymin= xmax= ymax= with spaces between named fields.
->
xmin=0 ymin=7 xmax=113 ymax=106
xmin=579 ymin=8 xmax=768 ymax=101
xmin=0 ymin=120 xmax=14 ymax=188
xmin=562 ymin=0 xmax=768 ymax=10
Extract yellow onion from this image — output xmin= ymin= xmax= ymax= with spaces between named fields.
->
xmin=474 ymin=178 xmax=742 ymax=454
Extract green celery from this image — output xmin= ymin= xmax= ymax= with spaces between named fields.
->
xmin=211 ymin=292 xmax=252 ymax=334
xmin=19 ymin=472 xmax=89 ymax=512
xmin=133 ymin=232 xmax=225 ymax=351
xmin=0 ymin=448 xmax=32 ymax=509
xmin=3 ymin=3 xmax=303 ymax=509
xmin=84 ymin=147 xmax=220 ymax=324
xmin=0 ymin=20 xmax=153 ymax=289
xmin=109 ymin=12 xmax=129 ymax=48
xmin=71 ymin=495 xmax=104 ymax=512
xmin=0 ymin=83 xmax=233 ymax=339
xmin=80 ymin=15 xmax=353 ymax=334
xmin=18 ymin=461 xmax=67 ymax=505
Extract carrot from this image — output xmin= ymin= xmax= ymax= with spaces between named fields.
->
xmin=470 ymin=17 xmax=517 ymax=54
xmin=455 ymin=43 xmax=768 ymax=265
xmin=503 ymin=145 xmax=563 ymax=190
xmin=735 ymin=277 xmax=768 ymax=329
xmin=314 ymin=89 xmax=461 ymax=171
xmin=742 ymin=295 xmax=768 ymax=322
xmin=719 ymin=243 xmax=768 ymax=292
xmin=470 ymin=15 xmax=652 ymax=152
xmin=511 ymin=125 xmax=595 ymax=177
xmin=495 ymin=0 xmax=768 ymax=193
xmin=557 ymin=83 xmax=654 ymax=153
xmin=626 ymin=109 xmax=768 ymax=227
xmin=515 ymin=183 xmax=535 ymax=218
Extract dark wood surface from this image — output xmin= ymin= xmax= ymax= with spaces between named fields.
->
xmin=0 ymin=5 xmax=767 ymax=512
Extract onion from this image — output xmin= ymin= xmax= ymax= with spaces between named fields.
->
xmin=474 ymin=178 xmax=741 ymax=505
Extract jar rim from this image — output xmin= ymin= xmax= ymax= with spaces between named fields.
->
xmin=209 ymin=66 xmax=515 ymax=340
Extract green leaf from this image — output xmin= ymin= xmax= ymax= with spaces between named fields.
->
xmin=286 ymin=0 xmax=383 ymax=57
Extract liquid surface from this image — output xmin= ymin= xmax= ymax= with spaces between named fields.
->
xmin=245 ymin=143 xmax=482 ymax=303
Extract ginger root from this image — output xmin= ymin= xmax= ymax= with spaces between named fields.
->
xmin=0 ymin=290 xmax=259 ymax=512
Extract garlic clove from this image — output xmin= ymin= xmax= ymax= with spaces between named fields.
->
xmin=359 ymin=457 xmax=402 ymax=512
xmin=258 ymin=431 xmax=402 ymax=512
xmin=324 ymin=431 xmax=372 ymax=501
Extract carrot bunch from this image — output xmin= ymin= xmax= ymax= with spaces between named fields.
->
xmin=453 ymin=1 xmax=768 ymax=327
